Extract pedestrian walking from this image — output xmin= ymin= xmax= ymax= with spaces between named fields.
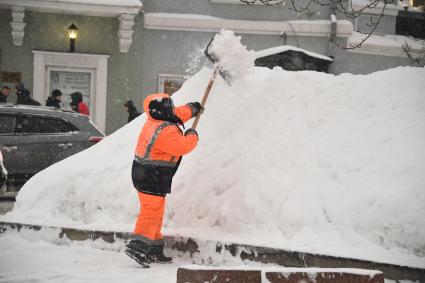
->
xmin=124 ymin=99 xmax=141 ymax=123
xmin=126 ymin=93 xmax=203 ymax=266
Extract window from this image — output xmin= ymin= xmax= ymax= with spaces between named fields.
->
xmin=164 ymin=80 xmax=183 ymax=96
xmin=19 ymin=115 xmax=76 ymax=134
xmin=396 ymin=1 xmax=425 ymax=39
xmin=33 ymin=51 xmax=109 ymax=132
xmin=0 ymin=114 xmax=16 ymax=134
xmin=404 ymin=0 xmax=424 ymax=8
xmin=158 ymin=74 xmax=186 ymax=96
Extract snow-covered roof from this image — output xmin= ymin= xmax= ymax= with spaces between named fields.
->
xmin=348 ymin=32 xmax=425 ymax=57
xmin=255 ymin=45 xmax=333 ymax=61
xmin=144 ymin=13 xmax=354 ymax=37
xmin=351 ymin=0 xmax=406 ymax=16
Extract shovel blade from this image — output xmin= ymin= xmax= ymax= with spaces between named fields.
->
xmin=204 ymin=35 xmax=233 ymax=85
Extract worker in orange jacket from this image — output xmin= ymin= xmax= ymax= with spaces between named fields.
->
xmin=126 ymin=93 xmax=203 ymax=265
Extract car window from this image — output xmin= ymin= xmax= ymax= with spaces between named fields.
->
xmin=0 ymin=114 xmax=16 ymax=134
xmin=20 ymin=115 xmax=76 ymax=134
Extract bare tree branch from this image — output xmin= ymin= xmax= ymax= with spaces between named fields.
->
xmin=240 ymin=0 xmax=385 ymax=17
xmin=240 ymin=0 xmax=286 ymax=6
xmin=336 ymin=2 xmax=387 ymax=49
xmin=239 ymin=0 xmax=388 ymax=50
xmin=240 ymin=0 xmax=425 ymax=64
xmin=402 ymin=42 xmax=425 ymax=66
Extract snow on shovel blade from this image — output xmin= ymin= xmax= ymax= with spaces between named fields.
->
xmin=204 ymin=35 xmax=233 ymax=85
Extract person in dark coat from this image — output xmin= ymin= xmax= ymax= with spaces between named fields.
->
xmin=70 ymin=92 xmax=89 ymax=115
xmin=14 ymin=82 xmax=24 ymax=97
xmin=124 ymin=100 xmax=141 ymax=123
xmin=16 ymin=84 xmax=41 ymax=106
xmin=0 ymin=86 xmax=11 ymax=103
xmin=46 ymin=89 xmax=62 ymax=108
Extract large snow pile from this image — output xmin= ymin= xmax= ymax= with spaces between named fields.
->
xmin=2 ymin=30 xmax=425 ymax=267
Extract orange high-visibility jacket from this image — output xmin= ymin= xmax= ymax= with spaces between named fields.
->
xmin=132 ymin=93 xmax=198 ymax=196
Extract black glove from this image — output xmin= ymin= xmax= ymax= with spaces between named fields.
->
xmin=187 ymin=102 xmax=204 ymax=117
xmin=184 ymin=128 xmax=198 ymax=137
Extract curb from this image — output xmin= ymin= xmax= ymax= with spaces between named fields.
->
xmin=1 ymin=221 xmax=424 ymax=282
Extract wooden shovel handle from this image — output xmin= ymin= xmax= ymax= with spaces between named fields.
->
xmin=191 ymin=69 xmax=218 ymax=130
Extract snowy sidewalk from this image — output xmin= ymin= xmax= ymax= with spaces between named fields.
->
xmin=0 ymin=230 xmax=419 ymax=283
xmin=0 ymin=230 xmax=178 ymax=283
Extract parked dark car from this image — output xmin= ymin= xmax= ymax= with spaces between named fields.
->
xmin=0 ymin=104 xmax=104 ymax=195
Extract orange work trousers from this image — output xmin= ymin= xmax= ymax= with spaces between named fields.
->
xmin=133 ymin=192 xmax=165 ymax=240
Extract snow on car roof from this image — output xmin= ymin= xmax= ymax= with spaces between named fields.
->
xmin=255 ymin=45 xmax=333 ymax=61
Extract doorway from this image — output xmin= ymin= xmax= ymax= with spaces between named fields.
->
xmin=32 ymin=51 xmax=109 ymax=132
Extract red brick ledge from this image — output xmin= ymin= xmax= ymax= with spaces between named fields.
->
xmin=177 ymin=267 xmax=384 ymax=283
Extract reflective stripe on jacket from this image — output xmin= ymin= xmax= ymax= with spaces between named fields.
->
xmin=132 ymin=93 xmax=198 ymax=196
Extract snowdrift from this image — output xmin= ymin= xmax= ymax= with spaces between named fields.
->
xmin=2 ymin=31 xmax=425 ymax=268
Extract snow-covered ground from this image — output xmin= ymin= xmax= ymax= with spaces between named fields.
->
xmin=0 ymin=229 xmax=178 ymax=282
xmin=0 ymin=229 xmax=418 ymax=283
xmin=1 ymin=30 xmax=425 ymax=270
xmin=0 ymin=228 xmax=266 ymax=283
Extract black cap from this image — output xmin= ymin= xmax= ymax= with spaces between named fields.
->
xmin=52 ymin=89 xmax=62 ymax=97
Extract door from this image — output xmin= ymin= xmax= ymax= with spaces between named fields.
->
xmin=47 ymin=68 xmax=95 ymax=119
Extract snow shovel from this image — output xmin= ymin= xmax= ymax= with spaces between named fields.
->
xmin=191 ymin=36 xmax=231 ymax=130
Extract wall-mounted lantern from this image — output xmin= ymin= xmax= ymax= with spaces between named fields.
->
xmin=68 ymin=23 xmax=78 ymax=52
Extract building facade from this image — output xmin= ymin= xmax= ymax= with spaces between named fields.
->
xmin=0 ymin=0 xmax=423 ymax=133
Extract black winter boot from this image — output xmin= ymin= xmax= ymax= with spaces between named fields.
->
xmin=151 ymin=244 xmax=172 ymax=263
xmin=126 ymin=239 xmax=152 ymax=256
xmin=125 ymin=239 xmax=153 ymax=267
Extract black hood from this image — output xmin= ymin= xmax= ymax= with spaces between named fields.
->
xmin=70 ymin=92 xmax=83 ymax=105
xmin=125 ymin=99 xmax=138 ymax=112
xmin=148 ymin=97 xmax=183 ymax=126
